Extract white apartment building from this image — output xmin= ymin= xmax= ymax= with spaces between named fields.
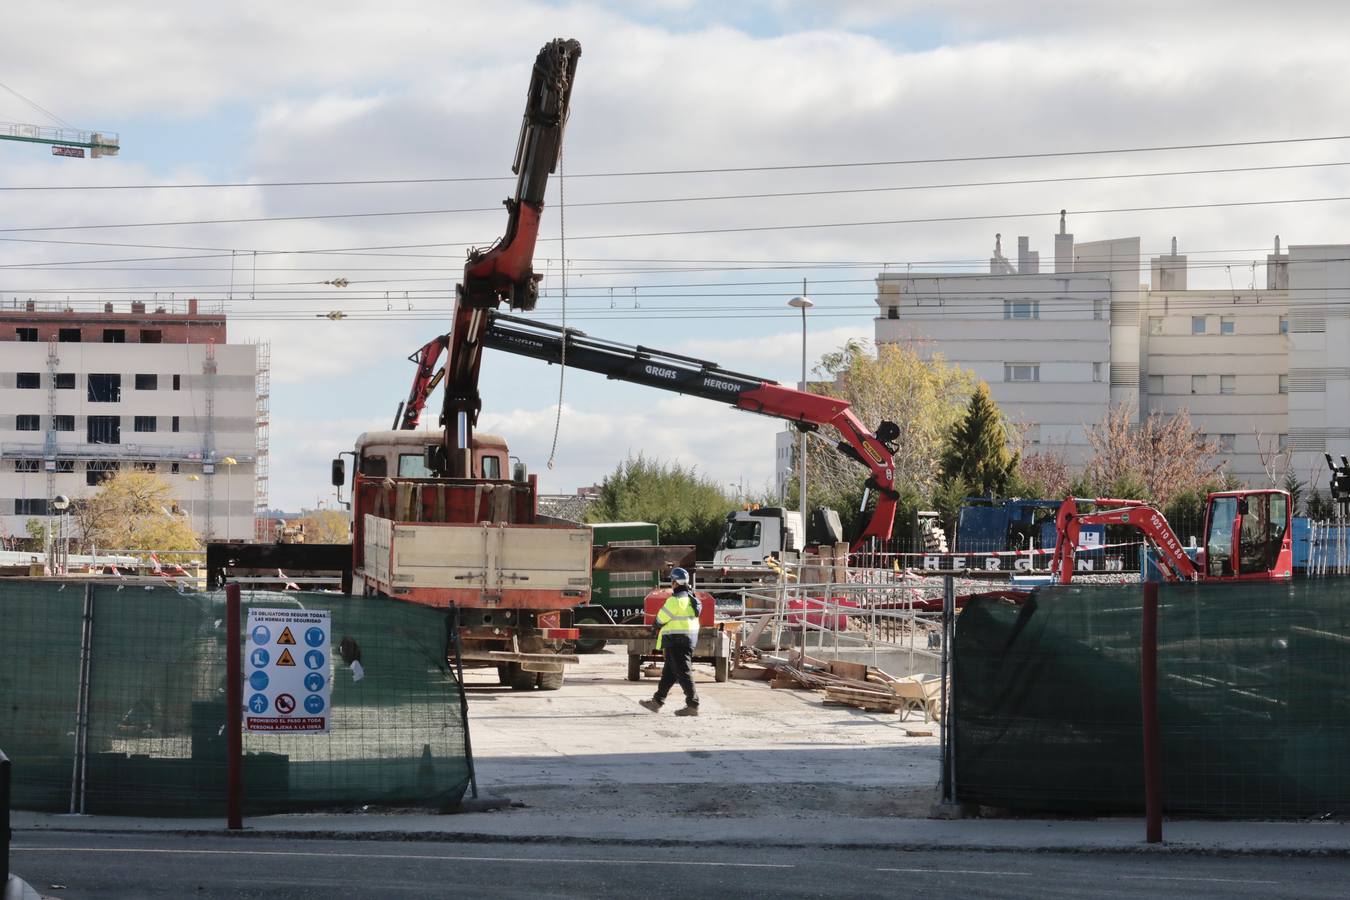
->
xmin=0 ymin=300 xmax=266 ymax=544
xmin=815 ymin=221 xmax=1350 ymax=494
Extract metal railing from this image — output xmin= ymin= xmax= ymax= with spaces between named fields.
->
xmin=2 ymin=747 xmax=11 ymax=882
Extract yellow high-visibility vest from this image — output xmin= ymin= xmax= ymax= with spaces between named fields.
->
xmin=655 ymin=591 xmax=700 ymax=649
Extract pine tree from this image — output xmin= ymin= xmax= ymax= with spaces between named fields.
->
xmin=937 ymin=382 xmax=1018 ymax=498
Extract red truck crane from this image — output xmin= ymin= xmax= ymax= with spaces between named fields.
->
xmin=322 ymin=38 xmax=586 ymax=692
xmin=1051 ymin=490 xmax=1293 ymax=584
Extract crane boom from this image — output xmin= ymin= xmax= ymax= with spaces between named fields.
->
xmin=437 ymin=38 xmax=580 ymax=474
xmin=1 ymin=122 xmax=119 ymax=157
xmin=480 ymin=312 xmax=902 ymax=546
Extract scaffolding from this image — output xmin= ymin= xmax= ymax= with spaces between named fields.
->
xmin=253 ymin=342 xmax=271 ymax=540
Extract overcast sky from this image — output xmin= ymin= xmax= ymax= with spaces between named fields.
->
xmin=3 ymin=1 xmax=1350 ymax=510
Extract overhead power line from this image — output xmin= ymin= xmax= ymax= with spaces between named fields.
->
xmin=4 ymin=132 xmax=1350 ymax=190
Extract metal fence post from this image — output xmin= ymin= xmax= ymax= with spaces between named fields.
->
xmin=448 ymin=606 xmax=479 ymax=801
xmin=2 ymin=748 xmax=11 ymax=882
xmin=225 ymin=582 xmax=244 ymax=830
xmin=940 ymin=574 xmax=955 ymax=803
xmin=1141 ymin=580 xmax=1162 ymax=843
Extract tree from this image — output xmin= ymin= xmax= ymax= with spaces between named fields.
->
xmin=1013 ymin=448 xmax=1072 ymax=498
xmin=937 ymin=382 xmax=1018 ymax=497
xmin=794 ymin=338 xmax=976 ymax=533
xmin=584 ymin=455 xmax=732 ymax=558
xmin=1083 ymin=405 xmax=1222 ymax=507
xmin=1307 ymin=486 xmax=1336 ymax=521
xmin=298 ymin=508 xmax=352 ymax=544
xmin=70 ymin=471 xmax=200 ymax=552
xmin=1282 ymin=471 xmax=1305 ymax=517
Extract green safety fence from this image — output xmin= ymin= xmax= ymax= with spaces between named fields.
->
xmin=0 ymin=583 xmax=471 ymax=816
xmin=954 ymin=579 xmax=1350 ymax=818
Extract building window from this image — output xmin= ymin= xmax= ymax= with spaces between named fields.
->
xmin=133 ymin=461 xmax=157 ymax=472
xmin=54 ymin=372 xmax=75 ymax=389
xmin=1218 ymin=434 xmax=1235 ymax=452
xmin=16 ymin=372 xmax=40 ymax=389
xmin=1191 ymin=375 xmax=1207 ymax=395
xmin=171 ymin=415 xmax=180 ymax=433
xmin=52 ymin=415 xmax=74 ymax=432
xmin=140 ymin=329 xmax=163 ymax=343
xmin=86 ymin=461 xmax=119 ymax=486
xmin=134 ymin=415 xmax=157 ymax=433
xmin=1220 ymin=316 xmax=1235 ymax=335
xmin=87 ymin=415 xmax=121 ymax=444
xmin=171 ymin=462 xmax=180 ymax=474
xmin=87 ymin=373 xmax=122 ymax=403
xmin=1148 ymin=374 xmax=1164 ymax=394
xmin=55 ymin=459 xmax=75 ymax=473
xmin=58 ymin=328 xmax=81 ymax=342
xmin=14 ymin=459 xmax=40 ymax=473
xmin=16 ymin=414 xmax=40 ymax=431
xmin=1279 ymin=374 xmax=1289 ymax=394
xmin=1093 ymin=298 xmax=1105 ymax=320
xmin=1148 ymin=317 xmax=1163 ymax=335
xmin=17 ymin=327 xmax=38 ymax=341
xmin=1191 ymin=316 xmax=1207 ymax=334
xmin=134 ymin=374 xmax=158 ymax=391
xmin=14 ymin=498 xmax=47 ymax=515
xmin=172 ymin=374 xmax=181 ymax=391
xmin=1279 ymin=433 xmax=1289 ymax=452
xmin=1003 ymin=299 xmax=1039 ymax=320
xmin=103 ymin=328 xmax=125 ymax=343
xmin=1279 ymin=315 xmax=1289 ymax=335
xmin=1004 ymin=363 xmax=1040 ymax=383
xmin=1092 ymin=362 xmax=1104 ymax=382
xmin=1220 ymin=374 xmax=1236 ymax=395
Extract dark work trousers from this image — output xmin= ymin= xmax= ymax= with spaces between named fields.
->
xmin=654 ymin=633 xmax=699 ymax=707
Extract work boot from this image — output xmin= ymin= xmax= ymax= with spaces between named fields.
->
xmin=639 ymin=699 xmax=663 ymax=713
xmin=674 ymin=705 xmax=700 ymax=717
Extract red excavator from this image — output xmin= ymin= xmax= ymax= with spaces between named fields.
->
xmin=1051 ymin=490 xmax=1293 ymax=584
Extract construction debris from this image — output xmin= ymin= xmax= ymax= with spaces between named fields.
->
xmin=732 ymin=645 xmax=941 ymax=721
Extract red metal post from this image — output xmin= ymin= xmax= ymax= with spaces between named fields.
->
xmin=1141 ymin=580 xmax=1162 ymax=843
xmin=225 ymin=582 xmax=243 ymax=830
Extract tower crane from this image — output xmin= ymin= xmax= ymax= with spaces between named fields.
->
xmin=0 ymin=121 xmax=119 ymax=158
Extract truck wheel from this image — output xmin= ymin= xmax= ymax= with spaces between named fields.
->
xmin=714 ymin=653 xmax=730 ymax=683
xmin=497 ymin=664 xmax=512 ymax=686
xmin=537 ymin=669 xmax=564 ymax=691
xmin=573 ymin=610 xmax=607 ymax=654
xmin=507 ymin=663 xmax=537 ymax=691
xmin=627 ymin=654 xmax=641 ymax=682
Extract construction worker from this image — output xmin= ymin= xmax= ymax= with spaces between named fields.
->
xmin=639 ymin=566 xmax=701 ymax=716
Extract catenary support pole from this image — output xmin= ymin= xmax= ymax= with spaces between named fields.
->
xmin=225 ymin=582 xmax=244 ymax=830
xmin=940 ymin=574 xmax=954 ymax=803
xmin=1141 ymin=580 xmax=1162 ymax=843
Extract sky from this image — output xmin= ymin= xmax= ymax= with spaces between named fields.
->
xmin=3 ymin=0 xmax=1350 ymax=511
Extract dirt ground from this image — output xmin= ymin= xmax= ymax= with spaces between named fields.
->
xmin=463 ymin=646 xmax=940 ymax=819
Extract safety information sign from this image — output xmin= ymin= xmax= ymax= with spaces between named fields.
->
xmin=244 ymin=607 xmax=332 ymax=733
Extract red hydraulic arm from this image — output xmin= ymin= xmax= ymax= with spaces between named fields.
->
xmin=1052 ymin=497 xmax=1198 ymax=584
xmin=394 ymin=335 xmax=448 ymax=430
xmin=433 ymin=38 xmax=581 ymax=474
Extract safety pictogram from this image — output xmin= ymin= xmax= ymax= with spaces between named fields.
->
xmin=244 ymin=607 xmax=332 ymax=734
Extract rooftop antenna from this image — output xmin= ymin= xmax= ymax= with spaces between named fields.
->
xmin=1059 ymin=210 xmax=1066 ymax=235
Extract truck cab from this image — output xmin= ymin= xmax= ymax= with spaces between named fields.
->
xmin=351 ymin=429 xmax=509 ymax=482
xmin=710 ymin=507 xmax=843 ymax=568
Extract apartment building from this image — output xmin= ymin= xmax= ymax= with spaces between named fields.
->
xmin=0 ymin=299 xmax=267 ymax=543
xmin=842 ymin=222 xmax=1350 ymax=493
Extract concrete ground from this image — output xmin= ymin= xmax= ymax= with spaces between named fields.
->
xmin=464 ymin=645 xmax=940 ymax=821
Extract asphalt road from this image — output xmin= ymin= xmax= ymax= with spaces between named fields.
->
xmin=10 ymin=832 xmax=1350 ymax=899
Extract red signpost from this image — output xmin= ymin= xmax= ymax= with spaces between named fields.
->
xmin=225 ymin=583 xmax=243 ymax=830
xmin=1141 ymin=580 xmax=1162 ymax=843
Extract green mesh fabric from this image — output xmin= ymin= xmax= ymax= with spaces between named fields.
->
xmin=954 ymin=579 xmax=1350 ymax=817
xmin=2 ymin=584 xmax=471 ymax=816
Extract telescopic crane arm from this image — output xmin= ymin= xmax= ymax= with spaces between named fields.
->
xmin=422 ymin=38 xmax=580 ymax=470
xmin=480 ymin=312 xmax=903 ymax=546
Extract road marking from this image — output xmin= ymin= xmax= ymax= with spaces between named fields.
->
xmin=876 ymin=867 xmax=1031 ymax=877
xmin=1121 ymin=874 xmax=1280 ymax=885
xmin=13 ymin=847 xmax=791 ymax=869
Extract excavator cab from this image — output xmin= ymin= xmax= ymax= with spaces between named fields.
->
xmin=1200 ymin=489 xmax=1292 ymax=581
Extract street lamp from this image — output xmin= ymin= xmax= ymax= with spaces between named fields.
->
xmin=50 ymin=494 xmax=70 ymax=575
xmin=787 ymin=295 xmax=813 ymax=537
xmin=222 ymin=457 xmax=238 ymax=541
